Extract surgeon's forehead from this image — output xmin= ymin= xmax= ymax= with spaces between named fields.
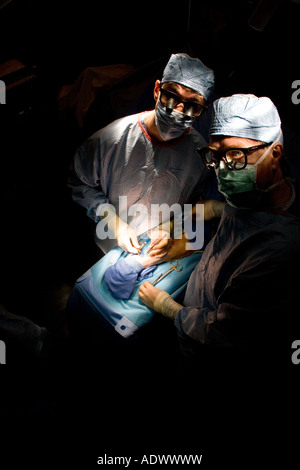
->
xmin=209 ymin=135 xmax=263 ymax=148
xmin=163 ymin=82 xmax=204 ymax=102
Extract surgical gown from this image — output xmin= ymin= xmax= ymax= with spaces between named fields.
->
xmin=175 ymin=204 xmax=300 ymax=360
xmin=68 ymin=112 xmax=212 ymax=252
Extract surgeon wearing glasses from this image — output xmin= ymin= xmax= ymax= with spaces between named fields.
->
xmin=147 ymin=81 xmax=208 ymax=143
xmin=139 ymin=94 xmax=300 ymax=367
xmin=68 ymin=53 xmax=218 ymax=257
xmin=198 ymin=136 xmax=287 ymax=210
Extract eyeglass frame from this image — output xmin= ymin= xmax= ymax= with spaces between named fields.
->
xmin=159 ymin=84 xmax=208 ymax=117
xmin=198 ymin=142 xmax=273 ymax=170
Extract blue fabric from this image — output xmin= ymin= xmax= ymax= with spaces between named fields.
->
xmin=209 ymin=94 xmax=283 ymax=143
xmin=104 ymin=258 xmax=157 ymax=300
xmin=70 ymin=235 xmax=203 ymax=337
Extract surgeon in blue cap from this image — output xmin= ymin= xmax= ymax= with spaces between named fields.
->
xmin=139 ymin=94 xmax=300 ymax=366
xmin=68 ymin=53 xmax=218 ymax=256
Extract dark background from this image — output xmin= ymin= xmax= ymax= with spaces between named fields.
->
xmin=1 ymin=0 xmax=300 ymax=315
xmin=0 ymin=1 xmax=300 ymax=468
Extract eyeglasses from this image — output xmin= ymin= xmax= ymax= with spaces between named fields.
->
xmin=160 ymin=85 xmax=208 ymax=117
xmin=198 ymin=142 xmax=272 ymax=170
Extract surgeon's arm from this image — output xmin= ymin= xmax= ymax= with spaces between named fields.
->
xmin=139 ymin=282 xmax=233 ymax=350
xmin=68 ymin=137 xmax=141 ymax=253
xmin=68 ymin=137 xmax=110 ymax=221
xmin=138 ymin=282 xmax=182 ymax=320
xmin=195 ymin=199 xmax=225 ymax=220
xmin=138 ymin=286 xmax=235 ymax=347
xmin=138 ymin=232 xmax=198 ymax=315
xmin=147 ymin=230 xmax=198 ymax=262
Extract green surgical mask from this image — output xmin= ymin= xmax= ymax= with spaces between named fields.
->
xmin=217 ymin=162 xmax=257 ymax=196
xmin=216 ymin=132 xmax=283 ymax=209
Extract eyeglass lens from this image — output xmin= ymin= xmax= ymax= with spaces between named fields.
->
xmin=160 ymin=88 xmax=204 ymax=117
xmin=201 ymin=148 xmax=247 ymax=170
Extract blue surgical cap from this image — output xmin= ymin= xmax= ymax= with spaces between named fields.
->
xmin=161 ymin=53 xmax=215 ymax=101
xmin=209 ymin=94 xmax=283 ymax=143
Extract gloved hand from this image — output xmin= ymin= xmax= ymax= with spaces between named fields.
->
xmin=146 ymin=226 xmax=172 ymax=258
xmin=107 ymin=214 xmax=141 ymax=254
xmin=192 ymin=199 xmax=225 ymax=221
xmin=138 ymin=281 xmax=182 ymax=320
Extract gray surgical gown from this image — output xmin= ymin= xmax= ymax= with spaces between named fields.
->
xmin=68 ymin=112 xmax=211 ymax=251
xmin=176 ymin=204 xmax=300 ymax=355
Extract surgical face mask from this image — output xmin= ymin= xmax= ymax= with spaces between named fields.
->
xmin=216 ymin=132 xmax=283 ymax=209
xmin=155 ymin=101 xmax=195 ymax=141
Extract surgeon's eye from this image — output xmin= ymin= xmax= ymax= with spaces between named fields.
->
xmin=184 ymin=105 xmax=194 ymax=118
xmin=161 ymin=89 xmax=179 ymax=105
xmin=226 ymin=149 xmax=245 ymax=160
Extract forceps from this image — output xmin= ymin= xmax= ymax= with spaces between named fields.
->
xmin=151 ymin=260 xmax=183 ymax=286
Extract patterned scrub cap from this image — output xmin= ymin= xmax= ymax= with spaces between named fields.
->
xmin=161 ymin=53 xmax=215 ymax=101
xmin=209 ymin=94 xmax=283 ymax=143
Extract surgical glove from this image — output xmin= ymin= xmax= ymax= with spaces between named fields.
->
xmin=209 ymin=199 xmax=226 ymax=218
xmin=147 ymin=229 xmax=172 ymax=257
xmin=139 ymin=282 xmax=182 ymax=320
xmin=154 ymin=291 xmax=182 ymax=319
xmin=107 ymin=214 xmax=141 ymax=254
xmin=192 ymin=199 xmax=225 ymax=221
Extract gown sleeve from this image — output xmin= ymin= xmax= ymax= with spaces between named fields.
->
xmin=68 ymin=136 xmax=110 ymax=222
